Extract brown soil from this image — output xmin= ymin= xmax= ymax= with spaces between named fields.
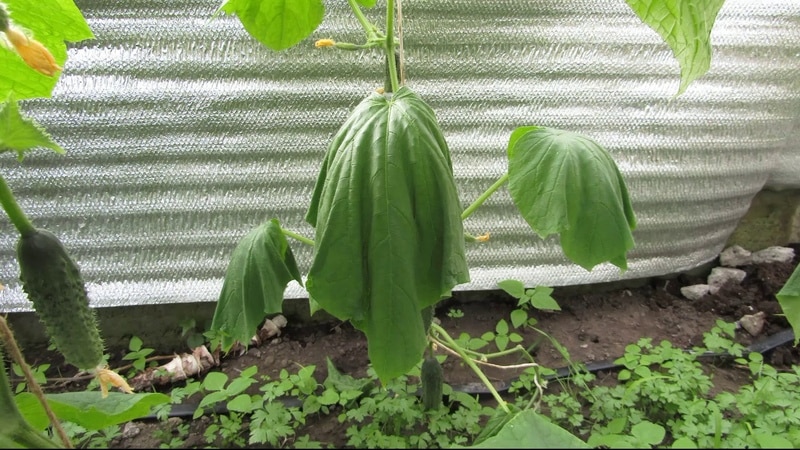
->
xmin=8 ymin=244 xmax=800 ymax=449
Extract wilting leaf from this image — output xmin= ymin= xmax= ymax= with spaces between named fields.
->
xmin=507 ymin=126 xmax=636 ymax=271
xmin=306 ymin=87 xmax=469 ymax=383
xmin=209 ymin=219 xmax=303 ymax=351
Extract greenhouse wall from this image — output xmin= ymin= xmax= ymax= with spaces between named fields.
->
xmin=1 ymin=0 xmax=799 ymax=314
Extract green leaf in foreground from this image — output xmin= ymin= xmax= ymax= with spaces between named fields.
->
xmin=776 ymin=264 xmax=800 ymax=345
xmin=16 ymin=391 xmax=170 ymax=431
xmin=456 ymin=409 xmax=590 ymax=448
xmin=1 ymin=0 xmax=94 ymax=99
xmin=0 ymin=96 xmax=64 ymax=159
xmin=625 ymin=0 xmax=725 ymax=96
xmin=507 ymin=126 xmax=636 ymax=272
xmin=219 ymin=0 xmax=324 ymax=51
xmin=305 ymin=87 xmax=469 ymax=384
xmin=209 ymin=219 xmax=303 ymax=351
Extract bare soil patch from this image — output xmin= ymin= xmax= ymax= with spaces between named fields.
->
xmin=9 ymin=244 xmax=800 ymax=448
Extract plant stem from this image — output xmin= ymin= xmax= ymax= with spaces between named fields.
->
xmin=0 ymin=316 xmax=72 ymax=448
xmin=0 ymin=175 xmax=35 ymax=236
xmin=430 ymin=323 xmax=510 ymax=414
xmin=461 ymin=173 xmax=509 ymax=220
xmin=432 ymin=338 xmax=539 ymax=371
xmin=384 ymin=0 xmax=399 ymax=92
xmin=478 ymin=344 xmax=537 ymax=364
xmin=280 ymin=228 xmax=314 ymax=247
xmin=346 ymin=0 xmax=379 ymax=41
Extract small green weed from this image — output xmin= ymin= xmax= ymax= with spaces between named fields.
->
xmin=122 ymin=336 xmax=156 ymax=376
xmin=533 ymin=320 xmax=800 ymax=448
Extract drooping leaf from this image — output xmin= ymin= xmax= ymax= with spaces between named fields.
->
xmin=1 ymin=0 xmax=94 ymax=99
xmin=457 ymin=409 xmax=590 ymax=448
xmin=306 ymin=87 xmax=469 ymax=384
xmin=16 ymin=391 xmax=170 ymax=432
xmin=209 ymin=219 xmax=303 ymax=351
xmin=218 ymin=0 xmax=324 ymax=51
xmin=0 ymin=96 xmax=64 ymax=160
xmin=507 ymin=126 xmax=636 ymax=272
xmin=355 ymin=0 xmax=377 ymax=7
xmin=776 ymin=264 xmax=800 ymax=346
xmin=625 ymin=0 xmax=726 ymax=96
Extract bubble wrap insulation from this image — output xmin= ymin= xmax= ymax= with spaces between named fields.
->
xmin=1 ymin=0 xmax=799 ymax=312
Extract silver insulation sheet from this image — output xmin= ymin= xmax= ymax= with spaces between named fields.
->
xmin=1 ymin=0 xmax=799 ymax=312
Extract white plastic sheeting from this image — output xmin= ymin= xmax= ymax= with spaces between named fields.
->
xmin=1 ymin=0 xmax=798 ymax=312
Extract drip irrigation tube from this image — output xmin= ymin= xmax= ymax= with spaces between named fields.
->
xmin=143 ymin=327 xmax=796 ymax=420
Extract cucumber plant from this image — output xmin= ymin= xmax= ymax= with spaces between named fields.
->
xmin=207 ymin=0 xmax=725 ymax=444
xmin=1 ymin=2 xmax=173 ymax=447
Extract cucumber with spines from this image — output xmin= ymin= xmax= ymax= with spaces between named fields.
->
xmin=17 ymin=228 xmax=104 ymax=371
xmin=421 ymin=355 xmax=444 ymax=410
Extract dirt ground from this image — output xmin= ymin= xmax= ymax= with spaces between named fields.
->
xmin=8 ymin=243 xmax=800 ymax=448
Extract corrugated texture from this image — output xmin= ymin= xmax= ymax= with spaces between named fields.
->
xmin=1 ymin=0 xmax=799 ymax=312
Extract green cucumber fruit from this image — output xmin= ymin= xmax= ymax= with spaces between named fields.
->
xmin=17 ymin=229 xmax=104 ymax=370
xmin=421 ymin=355 xmax=444 ymax=410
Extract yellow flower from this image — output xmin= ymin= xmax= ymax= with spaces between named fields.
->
xmin=475 ymin=232 xmax=491 ymax=243
xmin=96 ymin=367 xmax=134 ymax=398
xmin=314 ymin=38 xmax=335 ymax=48
xmin=3 ymin=26 xmax=62 ymax=77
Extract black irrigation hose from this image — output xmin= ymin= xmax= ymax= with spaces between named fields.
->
xmin=143 ymin=327 xmax=796 ymax=420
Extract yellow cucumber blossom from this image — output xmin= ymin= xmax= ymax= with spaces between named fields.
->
xmin=96 ymin=367 xmax=134 ymax=398
xmin=314 ymin=38 xmax=335 ymax=48
xmin=2 ymin=24 xmax=62 ymax=77
xmin=475 ymin=232 xmax=491 ymax=242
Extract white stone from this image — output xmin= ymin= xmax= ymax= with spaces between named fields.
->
xmin=707 ymin=267 xmax=747 ymax=294
xmin=122 ymin=422 xmax=141 ymax=439
xmin=719 ymin=245 xmax=752 ymax=267
xmin=681 ymin=284 xmax=710 ymax=300
xmin=752 ymin=246 xmax=795 ymax=264
xmin=739 ymin=311 xmax=766 ymax=337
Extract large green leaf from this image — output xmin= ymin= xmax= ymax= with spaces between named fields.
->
xmin=625 ymin=0 xmax=726 ymax=96
xmin=209 ymin=219 xmax=303 ymax=351
xmin=1 ymin=0 xmax=93 ymax=99
xmin=306 ymin=87 xmax=469 ymax=384
xmin=16 ymin=391 xmax=170 ymax=432
xmin=457 ymin=409 xmax=590 ymax=448
xmin=219 ymin=0 xmax=324 ymax=51
xmin=776 ymin=264 xmax=800 ymax=346
xmin=0 ymin=95 xmax=64 ymax=159
xmin=507 ymin=126 xmax=636 ymax=271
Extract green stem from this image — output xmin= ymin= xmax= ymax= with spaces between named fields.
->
xmin=280 ymin=228 xmax=314 ymax=247
xmin=0 ymin=175 xmax=35 ymax=236
xmin=346 ymin=0 xmax=379 ymax=41
xmin=0 ymin=317 xmax=70 ymax=448
xmin=479 ymin=344 xmax=536 ymax=363
xmin=461 ymin=173 xmax=509 ymax=220
xmin=384 ymin=0 xmax=399 ymax=92
xmin=430 ymin=323 xmax=510 ymax=414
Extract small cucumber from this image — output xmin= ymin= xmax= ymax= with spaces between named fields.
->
xmin=421 ymin=356 xmax=444 ymax=410
xmin=17 ymin=229 xmax=104 ymax=370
